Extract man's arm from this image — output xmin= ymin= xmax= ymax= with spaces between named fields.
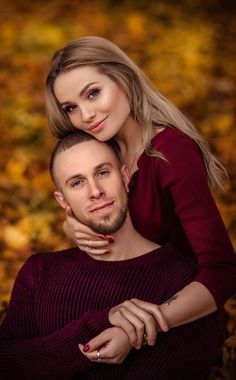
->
xmin=0 ymin=255 xmax=111 ymax=380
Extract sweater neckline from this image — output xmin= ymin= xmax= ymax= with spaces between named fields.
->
xmin=77 ymin=243 xmax=174 ymax=269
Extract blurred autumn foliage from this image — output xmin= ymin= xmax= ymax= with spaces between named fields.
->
xmin=0 ymin=0 xmax=236 ymax=378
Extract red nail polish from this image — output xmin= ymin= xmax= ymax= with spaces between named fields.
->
xmin=107 ymin=236 xmax=114 ymax=244
xmin=83 ymin=344 xmax=90 ymax=352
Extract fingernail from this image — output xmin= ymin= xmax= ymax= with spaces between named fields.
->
xmin=83 ymin=344 xmax=90 ymax=352
xmin=107 ymin=236 xmax=114 ymax=244
xmin=149 ymin=339 xmax=155 ymax=346
xmin=98 ymin=235 xmax=105 ymax=240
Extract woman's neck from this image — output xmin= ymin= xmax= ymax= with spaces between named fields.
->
xmin=115 ymin=117 xmax=144 ymax=174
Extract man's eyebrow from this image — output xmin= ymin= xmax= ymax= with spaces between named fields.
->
xmin=60 ymin=82 xmax=98 ymax=106
xmin=65 ymin=162 xmax=113 ymax=184
xmin=94 ymin=162 xmax=113 ymax=171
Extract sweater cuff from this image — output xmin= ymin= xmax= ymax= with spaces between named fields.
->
xmin=53 ymin=307 xmax=111 ymax=366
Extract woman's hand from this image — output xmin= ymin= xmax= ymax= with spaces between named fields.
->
xmin=78 ymin=327 xmax=132 ymax=364
xmin=108 ymin=299 xmax=169 ymax=349
xmin=64 ymin=206 xmax=114 ymax=255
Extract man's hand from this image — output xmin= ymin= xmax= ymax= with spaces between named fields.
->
xmin=108 ymin=298 xmax=169 ymax=349
xmin=79 ymin=327 xmax=132 ymax=364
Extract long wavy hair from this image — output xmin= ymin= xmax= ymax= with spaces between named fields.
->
xmin=45 ymin=36 xmax=227 ymax=188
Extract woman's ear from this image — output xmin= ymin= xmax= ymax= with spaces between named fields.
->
xmin=121 ymin=165 xmax=131 ymax=192
xmin=54 ymin=191 xmax=69 ymax=210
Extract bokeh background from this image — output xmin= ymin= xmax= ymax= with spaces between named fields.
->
xmin=0 ymin=0 xmax=235 ymax=378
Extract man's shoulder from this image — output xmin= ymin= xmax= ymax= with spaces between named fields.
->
xmin=28 ymin=246 xmax=82 ymax=268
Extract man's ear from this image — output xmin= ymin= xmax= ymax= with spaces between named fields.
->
xmin=121 ymin=165 xmax=130 ymax=192
xmin=54 ymin=191 xmax=69 ymax=210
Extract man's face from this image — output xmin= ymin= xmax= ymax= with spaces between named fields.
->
xmin=54 ymin=140 xmax=129 ymax=235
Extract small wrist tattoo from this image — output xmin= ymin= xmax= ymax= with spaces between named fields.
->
xmin=164 ymin=294 xmax=179 ymax=305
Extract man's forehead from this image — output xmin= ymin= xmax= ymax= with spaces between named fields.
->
xmin=55 ymin=140 xmax=118 ymax=178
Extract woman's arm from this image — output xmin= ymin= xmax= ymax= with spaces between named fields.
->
xmin=107 ymin=281 xmax=216 ymax=348
xmin=131 ymin=281 xmax=216 ymax=329
xmin=107 ymin=132 xmax=236 ymax=347
xmin=156 ymin=130 xmax=236 ymax=307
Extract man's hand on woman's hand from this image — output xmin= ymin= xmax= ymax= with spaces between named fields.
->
xmin=108 ymin=298 xmax=169 ymax=349
xmin=63 ymin=206 xmax=114 ymax=255
xmin=79 ymin=327 xmax=132 ymax=364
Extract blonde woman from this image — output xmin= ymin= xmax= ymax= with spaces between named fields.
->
xmin=45 ymin=36 xmax=236 ymax=359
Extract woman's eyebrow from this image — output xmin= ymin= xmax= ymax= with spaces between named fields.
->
xmin=60 ymin=82 xmax=98 ymax=106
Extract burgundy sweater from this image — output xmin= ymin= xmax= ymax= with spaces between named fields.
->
xmin=0 ymin=245 xmax=222 ymax=379
xmin=128 ymin=127 xmax=236 ymax=308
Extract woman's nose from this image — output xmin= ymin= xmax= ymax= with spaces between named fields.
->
xmin=81 ymin=106 xmax=96 ymax=122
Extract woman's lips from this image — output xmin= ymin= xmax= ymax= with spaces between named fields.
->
xmin=89 ymin=116 xmax=108 ymax=133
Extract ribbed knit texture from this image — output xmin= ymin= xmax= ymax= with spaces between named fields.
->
xmin=0 ymin=244 xmax=222 ymax=379
xmin=128 ymin=127 xmax=236 ymax=308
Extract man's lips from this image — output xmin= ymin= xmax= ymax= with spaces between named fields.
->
xmin=89 ymin=116 xmax=108 ymax=131
xmin=89 ymin=201 xmax=114 ymax=213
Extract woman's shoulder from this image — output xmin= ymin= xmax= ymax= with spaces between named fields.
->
xmin=151 ymin=126 xmax=203 ymax=164
xmin=151 ymin=127 xmax=196 ymax=150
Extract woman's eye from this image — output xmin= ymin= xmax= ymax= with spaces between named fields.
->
xmin=88 ymin=89 xmax=100 ymax=100
xmin=64 ymin=104 xmax=77 ymax=114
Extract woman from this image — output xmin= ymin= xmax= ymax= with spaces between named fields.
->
xmin=45 ymin=36 xmax=236 ymax=362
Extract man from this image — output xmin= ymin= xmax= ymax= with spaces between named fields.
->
xmin=0 ymin=131 xmax=220 ymax=380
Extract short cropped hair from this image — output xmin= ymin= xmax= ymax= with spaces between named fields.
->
xmin=49 ymin=130 xmax=122 ymax=187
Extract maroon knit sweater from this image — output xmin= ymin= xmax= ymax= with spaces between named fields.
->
xmin=0 ymin=245 xmax=222 ymax=379
xmin=128 ymin=127 xmax=236 ymax=308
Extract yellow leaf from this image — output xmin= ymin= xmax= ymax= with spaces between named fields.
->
xmin=3 ymin=225 xmax=29 ymax=251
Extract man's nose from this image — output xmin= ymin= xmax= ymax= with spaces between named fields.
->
xmin=88 ymin=180 xmax=104 ymax=199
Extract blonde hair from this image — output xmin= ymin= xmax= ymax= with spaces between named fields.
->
xmin=45 ymin=36 xmax=227 ymax=188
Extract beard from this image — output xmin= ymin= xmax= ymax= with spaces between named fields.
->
xmin=86 ymin=203 xmax=128 ymax=235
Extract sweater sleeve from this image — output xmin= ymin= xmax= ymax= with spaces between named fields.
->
xmin=157 ymin=132 xmax=236 ymax=308
xmin=0 ymin=254 xmax=111 ymax=380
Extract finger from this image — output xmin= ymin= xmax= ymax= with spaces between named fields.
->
xmin=65 ymin=205 xmax=74 ymax=217
xmin=83 ymin=330 xmax=110 ymax=352
xmin=81 ymin=239 xmax=111 ymax=249
xmin=123 ymin=301 xmax=158 ymax=346
xmin=84 ymin=248 xmax=111 ymax=256
xmin=131 ymin=299 xmax=169 ymax=332
xmin=118 ymin=303 xmax=157 ymax=348
xmin=78 ymin=345 xmax=100 ymax=362
xmin=79 ymin=345 xmax=115 ymax=363
xmin=111 ymin=308 xmax=144 ymax=347
xmin=65 ymin=213 xmax=98 ymax=236
xmin=131 ymin=298 xmax=169 ymax=331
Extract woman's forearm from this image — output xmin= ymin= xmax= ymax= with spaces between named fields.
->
xmin=159 ymin=281 xmax=217 ymax=329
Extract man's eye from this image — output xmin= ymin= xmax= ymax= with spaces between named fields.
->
xmin=88 ymin=89 xmax=100 ymax=100
xmin=63 ymin=104 xmax=77 ymax=114
xmin=71 ymin=179 xmax=83 ymax=187
xmin=97 ymin=170 xmax=109 ymax=177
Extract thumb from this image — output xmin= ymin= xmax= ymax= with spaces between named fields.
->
xmin=80 ymin=330 xmax=110 ymax=353
xmin=65 ymin=205 xmax=74 ymax=217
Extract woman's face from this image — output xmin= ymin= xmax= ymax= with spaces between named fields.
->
xmin=54 ymin=66 xmax=132 ymax=141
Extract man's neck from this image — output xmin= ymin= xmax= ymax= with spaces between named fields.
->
xmin=89 ymin=214 xmax=160 ymax=262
